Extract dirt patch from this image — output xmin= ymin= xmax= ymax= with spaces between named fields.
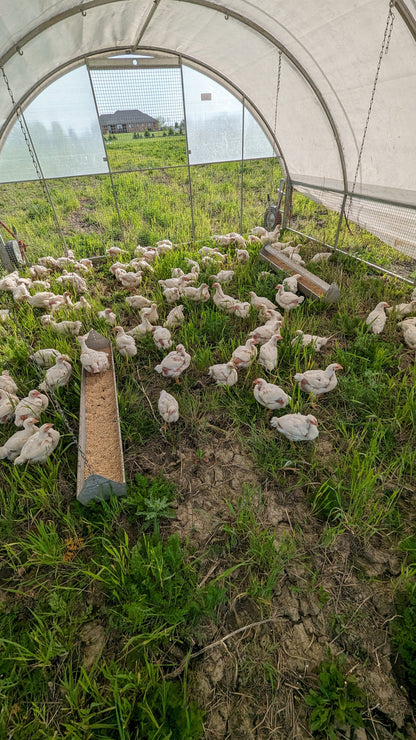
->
xmin=131 ymin=431 xmax=262 ymax=544
xmin=79 ymin=621 xmax=106 ymax=670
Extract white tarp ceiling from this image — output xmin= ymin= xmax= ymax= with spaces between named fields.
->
xmin=0 ymin=0 xmax=415 ymax=252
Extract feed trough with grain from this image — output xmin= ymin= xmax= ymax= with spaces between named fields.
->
xmin=260 ymin=244 xmax=341 ymax=303
xmin=76 ymin=329 xmax=126 ymax=505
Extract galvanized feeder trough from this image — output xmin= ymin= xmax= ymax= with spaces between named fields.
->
xmin=76 ymin=329 xmax=126 ymax=505
xmin=260 ymin=244 xmax=341 ymax=303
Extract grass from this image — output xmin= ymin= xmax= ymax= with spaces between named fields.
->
xmin=0 ymin=135 xmax=416 ymax=736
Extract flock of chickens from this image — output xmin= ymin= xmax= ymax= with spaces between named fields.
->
xmin=0 ymin=224 xmax=415 ymax=466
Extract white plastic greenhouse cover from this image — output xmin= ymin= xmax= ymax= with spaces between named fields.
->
xmin=0 ymin=0 xmax=415 ymax=253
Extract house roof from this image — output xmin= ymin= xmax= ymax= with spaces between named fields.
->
xmin=98 ymin=110 xmax=158 ymax=126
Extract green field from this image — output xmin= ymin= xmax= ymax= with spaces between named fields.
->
xmin=0 ymin=134 xmax=416 ymax=738
xmin=0 ymin=133 xmax=411 ymax=274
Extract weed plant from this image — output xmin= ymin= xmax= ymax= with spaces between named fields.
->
xmin=0 ymin=139 xmax=415 ymax=733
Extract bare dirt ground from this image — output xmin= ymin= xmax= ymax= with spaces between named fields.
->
xmin=124 ymin=424 xmax=416 ymax=739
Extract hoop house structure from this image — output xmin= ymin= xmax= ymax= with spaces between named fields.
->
xmin=0 ymin=0 xmax=415 ymax=255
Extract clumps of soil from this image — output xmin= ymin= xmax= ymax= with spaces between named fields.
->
xmin=125 ymin=424 xmax=414 ymax=736
xmin=130 ymin=432 xmax=261 ymax=545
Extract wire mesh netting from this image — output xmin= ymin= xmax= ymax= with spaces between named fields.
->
xmin=112 ymin=169 xmax=192 ymax=246
xmin=90 ymin=66 xmax=187 ymax=172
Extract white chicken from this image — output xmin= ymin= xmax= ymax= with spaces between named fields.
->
xmin=291 ymin=330 xmax=329 ymax=352
xmin=171 ymin=268 xmax=184 ymax=278
xmin=12 ymin=284 xmax=30 ymax=302
xmin=106 ymin=246 xmax=127 ymax=257
xmin=78 ymin=258 xmax=93 ymax=270
xmin=30 ymin=348 xmax=61 ymax=367
xmin=131 ymin=259 xmax=154 ymax=274
xmin=114 ymin=326 xmax=137 ymax=358
xmin=164 ymin=305 xmax=185 ymax=329
xmin=38 ymin=355 xmax=72 ymax=391
xmin=48 ymin=292 xmax=74 ymax=313
xmin=115 ymin=269 xmax=142 ymax=289
xmin=158 ymin=390 xmax=179 ymax=425
xmin=77 ymin=335 xmax=110 ymax=374
xmin=275 ymin=284 xmax=305 ymax=311
xmin=158 ymin=276 xmax=188 ymax=291
xmin=0 ymin=371 xmax=18 ymax=395
xmin=260 ymin=225 xmax=281 ymax=245
xmin=208 ymin=360 xmax=238 ymax=386
xmin=73 ymin=296 xmax=92 ymax=311
xmin=153 ymin=326 xmax=173 ymax=350
xmin=231 ymin=339 xmax=257 ymax=369
xmin=140 ymin=304 xmax=159 ymax=324
xmin=248 ymin=316 xmax=283 ymax=345
xmin=365 ymin=302 xmax=390 ymax=334
xmin=27 ymin=291 xmax=56 ymax=308
xmin=247 ymin=235 xmax=261 ymax=244
xmin=294 ymin=363 xmax=343 ymax=396
xmin=30 ymin=265 xmax=50 ymax=280
xmin=155 ymin=344 xmax=191 ymax=379
xmin=0 ymin=389 xmax=19 ymax=423
xmin=211 ymin=283 xmax=237 ymax=310
xmin=31 ymin=280 xmax=51 ymax=290
xmin=281 ymin=244 xmax=300 ymax=256
xmin=270 ymin=413 xmax=319 ymax=442
xmin=109 ymin=261 xmax=125 ymax=275
xmin=14 ymin=390 xmax=49 ymax=426
xmin=310 ymin=252 xmax=332 ymax=263
xmin=14 ymin=423 xmax=60 ymax=465
xmin=199 ymin=246 xmax=221 ymax=257
xmin=127 ymin=317 xmax=154 ymax=338
xmin=212 ymin=234 xmax=232 ymax=247
xmin=282 ymin=274 xmax=302 ymax=293
xmin=163 ymin=287 xmax=182 ymax=304
xmin=185 ymin=258 xmax=200 ymax=272
xmin=56 ymin=271 xmax=87 ymax=293
xmin=258 ymin=306 xmax=284 ymax=323
xmin=182 ymin=283 xmax=210 ymax=302
xmin=398 ymin=320 xmax=416 ymax=349
xmin=253 ymin=378 xmax=291 ymax=410
xmin=126 ymin=295 xmax=152 ymax=309
xmin=258 ymin=333 xmax=282 ymax=371
xmin=41 ymin=317 xmax=82 ymax=335
xmin=156 ymin=242 xmax=173 ymax=255
xmin=249 ymin=292 xmax=276 ymax=313
xmin=209 ymin=270 xmax=234 ymax=284
xmin=0 ymin=309 xmax=10 ymax=322
xmin=0 ymin=416 xmax=39 ymax=460
xmin=386 ymin=300 xmax=416 ymax=319
xmin=236 ymin=249 xmax=250 ymax=263
xmin=0 ymin=271 xmax=19 ymax=291
xmin=228 ymin=301 xmax=251 ymax=318
xmin=250 ymin=226 xmax=267 ymax=237
xmin=98 ymin=308 xmax=117 ymax=326
xmin=38 ymin=256 xmax=58 ymax=269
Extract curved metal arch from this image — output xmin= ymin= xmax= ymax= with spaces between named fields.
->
xmin=1 ymin=0 xmax=414 ymax=190
xmin=0 ymin=0 xmax=128 ymax=68
xmin=171 ymin=0 xmax=351 ymax=191
xmin=0 ymin=46 xmax=290 ymax=181
xmin=0 ymin=0 xmax=349 ymax=188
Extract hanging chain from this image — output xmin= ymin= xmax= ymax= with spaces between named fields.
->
xmin=8 ymin=307 xmax=95 ymax=478
xmin=1 ymin=66 xmax=48 ymax=191
xmin=273 ymin=50 xmax=282 ymax=137
xmin=347 ymin=0 xmax=396 ymax=215
xmin=0 ymin=65 xmax=67 ymax=252
xmin=270 ymin=50 xmax=282 ymax=194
